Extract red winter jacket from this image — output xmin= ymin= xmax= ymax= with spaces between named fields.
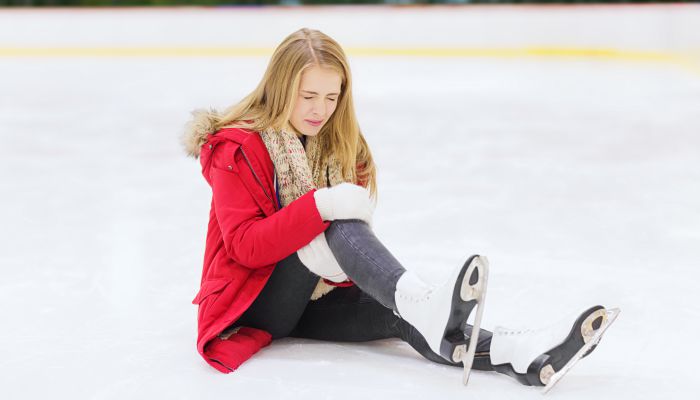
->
xmin=191 ymin=127 xmax=356 ymax=373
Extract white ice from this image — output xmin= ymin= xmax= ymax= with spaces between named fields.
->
xmin=0 ymin=5 xmax=699 ymax=399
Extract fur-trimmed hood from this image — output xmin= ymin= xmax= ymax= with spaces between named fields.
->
xmin=181 ymin=108 xmax=221 ymax=159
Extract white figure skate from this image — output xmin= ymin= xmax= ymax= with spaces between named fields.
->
xmin=394 ymin=254 xmax=489 ymax=385
xmin=490 ymin=305 xmax=620 ymax=394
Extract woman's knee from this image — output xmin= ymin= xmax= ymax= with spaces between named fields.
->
xmin=326 ymin=219 xmax=370 ymax=247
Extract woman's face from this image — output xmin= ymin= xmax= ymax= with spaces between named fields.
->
xmin=288 ymin=65 xmax=342 ymax=138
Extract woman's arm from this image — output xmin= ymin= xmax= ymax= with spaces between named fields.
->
xmin=296 ymin=162 xmax=375 ymax=283
xmin=210 ymin=143 xmax=330 ymax=269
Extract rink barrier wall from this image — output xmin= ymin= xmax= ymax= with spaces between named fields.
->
xmin=1 ymin=5 xmax=698 ymax=75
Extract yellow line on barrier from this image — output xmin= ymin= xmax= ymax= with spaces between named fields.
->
xmin=0 ymin=46 xmax=698 ymax=75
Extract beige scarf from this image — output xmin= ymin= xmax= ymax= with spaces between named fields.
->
xmin=259 ymin=126 xmax=352 ymax=300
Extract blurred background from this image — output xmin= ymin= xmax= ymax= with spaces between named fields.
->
xmin=1 ymin=1 xmax=698 ymax=400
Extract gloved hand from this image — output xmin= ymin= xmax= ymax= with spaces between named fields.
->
xmin=313 ymin=182 xmax=375 ymax=227
xmin=297 ymin=231 xmax=348 ymax=283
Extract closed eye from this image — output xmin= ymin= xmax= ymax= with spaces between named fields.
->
xmin=304 ymin=96 xmax=338 ymax=102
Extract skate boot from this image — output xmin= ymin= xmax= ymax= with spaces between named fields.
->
xmin=394 ymin=254 xmax=489 ymax=385
xmin=490 ymin=305 xmax=620 ymax=393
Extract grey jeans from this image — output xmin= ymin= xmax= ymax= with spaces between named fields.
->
xmin=228 ymin=219 xmax=493 ymax=370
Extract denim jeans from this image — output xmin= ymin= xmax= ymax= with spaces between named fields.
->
xmin=228 ymin=219 xmax=493 ymax=370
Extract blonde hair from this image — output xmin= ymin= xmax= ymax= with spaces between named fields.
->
xmin=195 ymin=28 xmax=377 ymax=199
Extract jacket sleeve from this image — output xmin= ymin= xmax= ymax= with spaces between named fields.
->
xmin=209 ymin=144 xmax=330 ymax=269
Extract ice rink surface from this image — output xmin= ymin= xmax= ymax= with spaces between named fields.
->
xmin=1 ymin=4 xmax=699 ymax=399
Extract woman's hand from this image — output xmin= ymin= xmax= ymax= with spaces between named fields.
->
xmin=313 ymin=182 xmax=375 ymax=226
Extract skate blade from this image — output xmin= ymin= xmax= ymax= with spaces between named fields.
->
xmin=541 ymin=307 xmax=621 ymax=395
xmin=454 ymin=255 xmax=489 ymax=386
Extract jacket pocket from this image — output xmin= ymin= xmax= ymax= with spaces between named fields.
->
xmin=192 ymin=278 xmax=232 ymax=305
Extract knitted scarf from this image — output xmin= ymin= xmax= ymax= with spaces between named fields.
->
xmin=259 ymin=126 xmax=352 ymax=300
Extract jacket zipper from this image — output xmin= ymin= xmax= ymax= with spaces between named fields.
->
xmin=240 ymin=147 xmax=279 ymax=211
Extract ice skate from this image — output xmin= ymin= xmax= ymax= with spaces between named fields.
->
xmin=394 ymin=254 xmax=489 ymax=385
xmin=490 ymin=305 xmax=620 ymax=393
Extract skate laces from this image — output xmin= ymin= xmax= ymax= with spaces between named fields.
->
xmin=395 ymin=270 xmax=437 ymax=303
xmin=495 ymin=326 xmax=533 ymax=336
xmin=396 ymin=285 xmax=434 ymax=302
xmin=495 ymin=312 xmax=573 ymax=337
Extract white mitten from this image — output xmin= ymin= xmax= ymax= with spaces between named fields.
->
xmin=297 ymin=231 xmax=348 ymax=283
xmin=314 ymin=182 xmax=375 ymax=226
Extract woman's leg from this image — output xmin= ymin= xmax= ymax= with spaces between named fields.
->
xmin=289 ymin=285 xmax=494 ymax=371
xmin=323 ymin=220 xmax=405 ymax=311
xmin=323 ymin=218 xmax=488 ymax=371
xmin=225 ymin=252 xmax=318 ymax=340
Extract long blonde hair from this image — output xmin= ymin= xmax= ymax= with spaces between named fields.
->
xmin=193 ymin=28 xmax=377 ymax=199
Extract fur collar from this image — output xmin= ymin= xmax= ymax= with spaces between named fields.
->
xmin=181 ymin=108 xmax=220 ymax=159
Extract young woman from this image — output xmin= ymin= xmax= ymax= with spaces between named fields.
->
xmin=182 ymin=28 xmax=618 ymax=391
